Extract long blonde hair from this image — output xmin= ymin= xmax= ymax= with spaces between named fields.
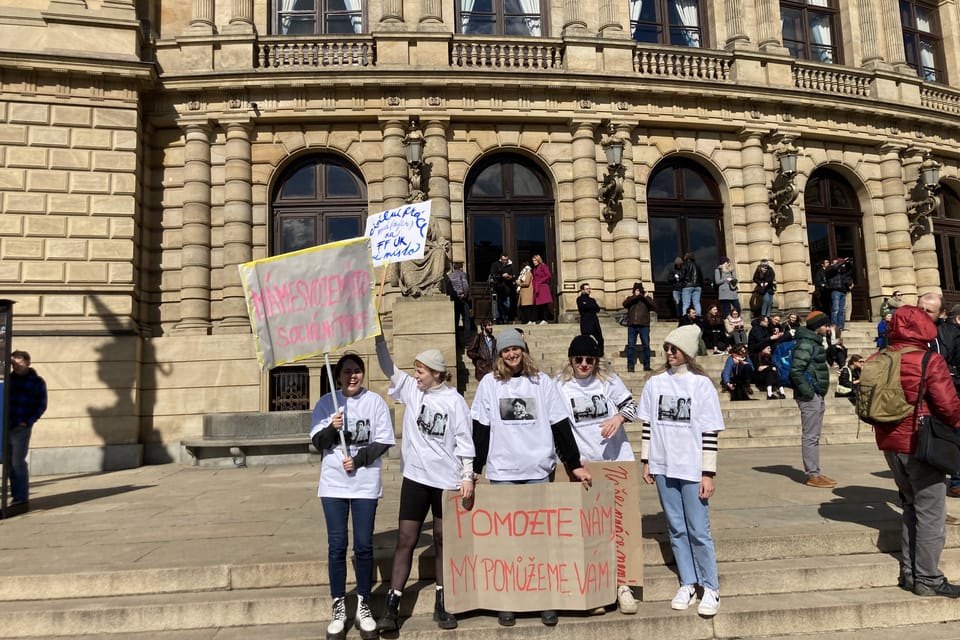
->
xmin=558 ymin=357 xmax=612 ymax=382
xmin=652 ymin=349 xmax=709 ymax=377
xmin=492 ymin=350 xmax=541 ymax=381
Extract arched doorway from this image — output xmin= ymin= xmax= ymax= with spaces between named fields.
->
xmin=934 ymin=182 xmax=960 ymax=311
xmin=465 ymin=155 xmax=556 ymax=322
xmin=804 ymin=168 xmax=870 ymax=320
xmin=647 ymin=158 xmax=725 ymax=319
xmin=270 ymin=154 xmax=368 ymax=255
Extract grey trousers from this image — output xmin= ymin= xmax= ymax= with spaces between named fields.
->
xmin=796 ymin=394 xmax=825 ymax=478
xmin=884 ymin=451 xmax=947 ymax=586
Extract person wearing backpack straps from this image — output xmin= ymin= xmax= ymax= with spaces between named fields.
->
xmin=788 ymin=311 xmax=835 ymax=488
xmin=873 ymin=305 xmax=960 ymax=598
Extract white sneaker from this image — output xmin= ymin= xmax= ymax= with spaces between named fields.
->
xmin=539 ymin=320 xmax=548 ymax=325
xmin=617 ymin=584 xmax=638 ymax=614
xmin=355 ymin=596 xmax=378 ymax=638
xmin=671 ymin=584 xmax=697 ymax=610
xmin=327 ymin=597 xmax=347 ymax=639
xmin=697 ymin=588 xmax=720 ymax=616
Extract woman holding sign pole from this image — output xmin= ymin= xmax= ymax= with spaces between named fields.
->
xmin=639 ymin=324 xmax=725 ymax=617
xmin=374 ymin=335 xmax=475 ymax=632
xmin=310 ymin=353 xmax=395 ymax=640
xmin=471 ymin=328 xmax=592 ymax=627
xmin=556 ymin=334 xmax=639 ymax=615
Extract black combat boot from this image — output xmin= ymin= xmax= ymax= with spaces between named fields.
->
xmin=376 ymin=589 xmax=402 ymax=632
xmin=433 ymin=587 xmax=458 ymax=630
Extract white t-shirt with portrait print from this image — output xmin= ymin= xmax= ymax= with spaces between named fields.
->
xmin=310 ymin=388 xmax=395 ymax=499
xmin=637 ymin=370 xmax=724 ymax=483
xmin=389 ymin=372 xmax=474 ymax=491
xmin=556 ymin=374 xmax=635 ymax=462
xmin=471 ymin=371 xmax=571 ymax=482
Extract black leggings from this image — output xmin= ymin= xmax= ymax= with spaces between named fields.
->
xmin=390 ymin=478 xmax=447 ymax=591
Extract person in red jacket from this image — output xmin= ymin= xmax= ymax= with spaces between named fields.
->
xmin=874 ymin=305 xmax=960 ymax=598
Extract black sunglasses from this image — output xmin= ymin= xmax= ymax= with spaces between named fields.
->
xmin=572 ymin=356 xmax=596 ymax=365
xmin=663 ymin=344 xmax=681 ymax=355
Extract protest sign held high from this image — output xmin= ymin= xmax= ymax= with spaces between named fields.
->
xmin=442 ymin=482 xmax=616 ymax=614
xmin=365 ymin=200 xmax=431 ymax=267
xmin=238 ymin=237 xmax=378 ymax=370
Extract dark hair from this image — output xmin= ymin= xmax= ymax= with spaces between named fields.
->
xmin=333 ymin=353 xmax=365 ymax=384
xmin=580 ymin=283 xmax=590 ymax=291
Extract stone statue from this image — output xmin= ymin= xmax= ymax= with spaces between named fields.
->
xmin=388 ymin=216 xmax=451 ymax=297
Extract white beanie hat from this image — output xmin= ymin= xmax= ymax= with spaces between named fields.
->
xmin=415 ymin=348 xmax=446 ymax=373
xmin=663 ymin=325 xmax=701 ymax=359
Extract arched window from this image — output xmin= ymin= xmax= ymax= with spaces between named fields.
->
xmin=270 ymin=155 xmax=367 ymax=255
xmin=457 ymin=0 xmax=546 ymax=37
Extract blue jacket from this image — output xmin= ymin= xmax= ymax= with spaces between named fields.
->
xmin=8 ymin=368 xmax=47 ymax=428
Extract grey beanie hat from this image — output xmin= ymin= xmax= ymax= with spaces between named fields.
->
xmin=414 ymin=348 xmax=446 ymax=373
xmin=495 ymin=328 xmax=527 ymax=354
xmin=663 ymin=324 xmax=701 ymax=359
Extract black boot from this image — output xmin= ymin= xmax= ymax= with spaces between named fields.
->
xmin=376 ymin=590 xmax=401 ymax=632
xmin=433 ymin=588 xmax=458 ymax=630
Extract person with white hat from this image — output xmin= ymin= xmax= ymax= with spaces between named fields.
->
xmin=471 ymin=328 xmax=592 ymax=627
xmin=639 ymin=324 xmax=724 ymax=617
xmin=556 ymin=334 xmax=639 ymax=614
xmin=373 ymin=335 xmax=475 ymax=633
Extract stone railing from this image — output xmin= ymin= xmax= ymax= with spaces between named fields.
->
xmin=920 ymin=85 xmax=960 ymax=115
xmin=450 ymin=38 xmax=564 ymax=70
xmin=792 ymin=62 xmax=871 ymax=97
xmin=633 ymin=46 xmax=732 ymax=81
xmin=255 ymin=36 xmax=375 ymax=69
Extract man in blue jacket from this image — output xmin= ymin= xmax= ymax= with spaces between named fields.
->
xmin=8 ymin=350 xmax=47 ymax=511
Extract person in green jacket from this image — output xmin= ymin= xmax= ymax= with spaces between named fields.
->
xmin=789 ymin=311 xmax=835 ymax=489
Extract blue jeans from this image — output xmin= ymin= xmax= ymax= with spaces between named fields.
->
xmin=830 ymin=290 xmax=846 ymax=330
xmin=9 ymin=425 xmax=32 ymax=503
xmin=761 ymin=292 xmax=773 ymax=317
xmin=720 ymin=299 xmax=741 ymax=318
xmin=681 ymin=287 xmax=701 ymax=316
xmin=321 ymin=496 xmax=378 ymax=599
xmin=654 ymin=475 xmax=718 ymax=591
xmin=626 ymin=325 xmax=651 ymax=371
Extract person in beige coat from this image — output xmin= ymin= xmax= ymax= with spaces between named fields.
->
xmin=516 ymin=261 xmax=534 ymax=324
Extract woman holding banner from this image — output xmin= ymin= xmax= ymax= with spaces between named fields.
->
xmin=639 ymin=324 xmax=725 ymax=617
xmin=310 ymin=353 xmax=395 ymax=640
xmin=471 ymin=328 xmax=591 ymax=627
xmin=556 ymin=334 xmax=639 ymax=615
xmin=374 ymin=335 xmax=475 ymax=633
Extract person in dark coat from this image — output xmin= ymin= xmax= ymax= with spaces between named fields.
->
xmin=873 ymin=305 xmax=960 ymax=597
xmin=7 ymin=350 xmax=47 ymax=510
xmin=466 ymin=319 xmax=497 ymax=382
xmin=577 ymin=283 xmax=604 ymax=357
xmin=622 ymin=282 xmax=655 ymax=372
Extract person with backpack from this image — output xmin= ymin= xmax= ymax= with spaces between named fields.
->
xmin=789 ymin=311 xmax=835 ymax=488
xmin=752 ymin=260 xmax=776 ymax=317
xmin=871 ymin=305 xmax=960 ymax=598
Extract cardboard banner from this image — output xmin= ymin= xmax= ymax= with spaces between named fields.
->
xmin=364 ymin=200 xmax=432 ymax=267
xmin=572 ymin=461 xmax=644 ymax=587
xmin=442 ymin=482 xmax=616 ymax=614
xmin=238 ymin=237 xmax=379 ymax=370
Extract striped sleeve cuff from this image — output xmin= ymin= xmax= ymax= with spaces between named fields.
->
xmin=640 ymin=421 xmax=651 ymax=462
xmin=702 ymin=431 xmax=719 ymax=474
xmin=617 ymin=399 xmax=638 ymax=423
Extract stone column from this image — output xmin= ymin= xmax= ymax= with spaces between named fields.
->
xmin=756 ymin=0 xmax=781 ymax=50
xmin=904 ymin=150 xmax=940 ymax=293
xmin=175 ymin=123 xmax=213 ymax=334
xmin=859 ymin=0 xmax=883 ymax=66
xmin=423 ymin=119 xmax=451 ymax=245
xmin=740 ymin=128 xmax=774 ymax=317
xmin=773 ymin=141 xmax=810 ymax=312
xmin=189 ymin=0 xmax=215 ymax=34
xmin=381 ymin=119 xmax=409 ymax=210
xmin=598 ymin=0 xmax=624 ymax=36
xmin=879 ymin=144 xmax=918 ymax=299
xmin=379 ymin=0 xmax=405 ymax=29
xmin=420 ymin=0 xmax=443 ymax=29
xmin=881 ymin=0 xmax=907 ymax=66
xmin=563 ymin=0 xmax=587 ymax=34
xmin=725 ymin=0 xmax=750 ymax=48
xmin=218 ymin=122 xmax=254 ymax=334
xmin=571 ymin=121 xmax=604 ymax=295
xmin=612 ymin=123 xmax=642 ymax=300
xmin=229 ymin=0 xmax=253 ymax=27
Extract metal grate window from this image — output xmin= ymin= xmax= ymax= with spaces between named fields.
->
xmin=269 ymin=365 xmax=310 ymax=411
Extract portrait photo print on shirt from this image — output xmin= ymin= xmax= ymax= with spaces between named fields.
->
xmin=657 ymin=395 xmax=692 ymax=422
xmin=350 ymin=418 xmax=371 ymax=445
xmin=415 ymin=405 xmax=449 ymax=436
xmin=500 ymin=396 xmax=536 ymax=421
xmin=570 ymin=393 xmax=610 ymax=423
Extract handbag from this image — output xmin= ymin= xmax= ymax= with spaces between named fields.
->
xmin=728 ymin=278 xmax=738 ymax=291
xmin=912 ymin=352 xmax=960 ymax=474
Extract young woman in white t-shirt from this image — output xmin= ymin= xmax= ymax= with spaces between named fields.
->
xmin=374 ymin=335 xmax=475 ymax=633
xmin=556 ymin=334 xmax=639 ymax=615
xmin=309 ymin=353 xmax=395 ymax=640
xmin=638 ymin=324 xmax=724 ymax=617
xmin=471 ymin=328 xmax=591 ymax=628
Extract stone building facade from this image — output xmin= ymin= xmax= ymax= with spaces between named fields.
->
xmin=3 ymin=0 xmax=960 ymax=471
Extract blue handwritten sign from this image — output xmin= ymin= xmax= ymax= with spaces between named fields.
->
xmin=364 ymin=200 xmax=432 ymax=267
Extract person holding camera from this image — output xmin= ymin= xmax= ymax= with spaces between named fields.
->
xmin=715 ymin=257 xmax=740 ymax=318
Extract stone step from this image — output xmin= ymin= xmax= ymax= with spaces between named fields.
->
xmin=18 ymin=584 xmax=959 ymax=640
